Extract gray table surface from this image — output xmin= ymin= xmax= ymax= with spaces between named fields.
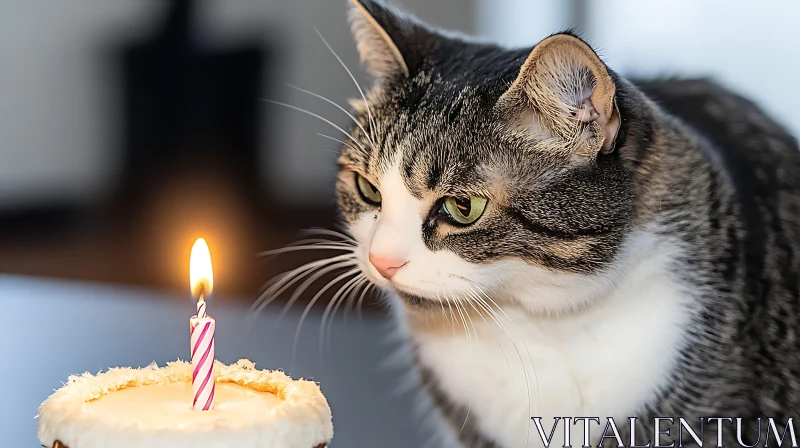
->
xmin=0 ymin=274 xmax=450 ymax=447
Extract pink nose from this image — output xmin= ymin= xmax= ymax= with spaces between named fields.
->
xmin=368 ymin=253 xmax=407 ymax=280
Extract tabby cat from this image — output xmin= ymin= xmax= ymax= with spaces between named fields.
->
xmin=329 ymin=1 xmax=800 ymax=446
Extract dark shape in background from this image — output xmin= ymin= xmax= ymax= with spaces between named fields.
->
xmin=109 ymin=0 xmax=272 ymax=296
xmin=0 ymin=0 xmax=373 ymax=311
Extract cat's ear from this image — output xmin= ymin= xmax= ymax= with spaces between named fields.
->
xmin=497 ymin=33 xmax=621 ymax=159
xmin=347 ymin=0 xmax=412 ymax=81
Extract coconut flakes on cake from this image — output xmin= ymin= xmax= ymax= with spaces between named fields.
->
xmin=37 ymin=359 xmax=333 ymax=448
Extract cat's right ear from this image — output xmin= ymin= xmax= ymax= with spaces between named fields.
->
xmin=347 ymin=0 xmax=410 ymax=81
xmin=496 ymin=33 xmax=621 ymax=160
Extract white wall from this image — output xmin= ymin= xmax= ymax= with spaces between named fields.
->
xmin=582 ymin=1 xmax=800 ymax=137
xmin=0 ymin=1 xmax=160 ymax=208
xmin=476 ymin=0 xmax=569 ymax=48
xmin=481 ymin=0 xmax=800 ymax=139
xmin=0 ymin=0 xmax=476 ymax=210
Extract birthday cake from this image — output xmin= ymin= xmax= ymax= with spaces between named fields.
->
xmin=37 ymin=359 xmax=333 ymax=448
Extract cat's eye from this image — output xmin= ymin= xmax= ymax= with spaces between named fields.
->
xmin=356 ymin=173 xmax=382 ymax=205
xmin=440 ymin=196 xmax=488 ymax=225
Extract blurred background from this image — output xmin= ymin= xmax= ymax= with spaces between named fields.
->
xmin=2 ymin=0 xmax=799 ymax=446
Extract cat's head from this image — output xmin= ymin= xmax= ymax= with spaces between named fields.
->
xmin=336 ymin=0 xmax=642 ymax=315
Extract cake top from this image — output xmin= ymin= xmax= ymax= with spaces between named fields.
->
xmin=37 ymin=359 xmax=333 ymax=448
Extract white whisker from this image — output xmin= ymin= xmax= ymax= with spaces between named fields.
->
xmin=314 ymin=27 xmax=376 ymax=143
xmin=256 ymin=247 xmax=348 ymax=292
xmin=441 ymin=291 xmax=457 ymax=338
xmin=462 ymin=291 xmax=519 ymax=401
xmin=287 ymin=84 xmax=375 ymax=146
xmin=345 ymin=279 xmax=372 ymax=324
xmin=262 ymin=100 xmax=369 ymax=154
xmin=458 ymin=404 xmax=472 ymax=437
xmin=298 ymin=227 xmax=356 ymax=241
xmin=257 ymin=244 xmax=356 ymax=257
xmin=260 ymin=255 xmax=353 ymax=302
xmin=317 ymin=133 xmax=361 ymax=154
xmin=475 ymin=286 xmax=516 ymax=327
xmin=355 ymin=282 xmax=376 ymax=318
xmin=319 ymin=274 xmax=365 ymax=360
xmin=273 ymin=260 xmax=358 ymax=324
xmin=469 ymin=285 xmax=541 ymax=431
xmin=451 ymin=291 xmax=471 ymax=343
xmin=436 ymin=290 xmax=448 ymax=326
xmin=249 ymin=254 xmax=356 ymax=317
xmin=459 ymin=294 xmax=479 ymax=344
xmin=291 ymin=268 xmax=360 ymax=364
xmin=329 ymin=277 xmax=368 ymax=351
xmin=285 ymin=237 xmax=350 ymax=247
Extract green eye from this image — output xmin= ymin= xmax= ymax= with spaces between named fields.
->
xmin=441 ymin=196 xmax=488 ymax=225
xmin=356 ymin=173 xmax=382 ymax=205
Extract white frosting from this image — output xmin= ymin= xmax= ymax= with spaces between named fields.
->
xmin=83 ymin=383 xmax=284 ymax=430
xmin=37 ymin=359 xmax=333 ymax=448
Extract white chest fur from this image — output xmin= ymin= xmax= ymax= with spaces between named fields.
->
xmin=411 ymin=247 xmax=693 ymax=448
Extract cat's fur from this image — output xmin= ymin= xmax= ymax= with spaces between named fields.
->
xmin=332 ymin=1 xmax=800 ymax=446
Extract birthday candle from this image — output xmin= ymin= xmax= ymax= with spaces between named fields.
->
xmin=190 ymin=307 xmax=215 ymax=410
xmin=189 ymin=238 xmax=216 ymax=411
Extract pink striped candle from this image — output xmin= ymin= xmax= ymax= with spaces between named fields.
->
xmin=189 ymin=238 xmax=216 ymax=411
xmin=190 ymin=306 xmax=215 ymax=411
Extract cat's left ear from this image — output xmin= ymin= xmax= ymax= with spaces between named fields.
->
xmin=497 ymin=33 xmax=621 ymax=159
xmin=348 ymin=0 xmax=410 ymax=81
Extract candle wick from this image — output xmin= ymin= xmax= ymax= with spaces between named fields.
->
xmin=197 ymin=290 xmax=208 ymax=319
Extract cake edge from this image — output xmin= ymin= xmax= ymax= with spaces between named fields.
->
xmin=50 ymin=442 xmax=328 ymax=448
xmin=38 ymin=359 xmax=333 ymax=448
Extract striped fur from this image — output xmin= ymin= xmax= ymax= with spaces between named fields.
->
xmin=332 ymin=1 xmax=800 ymax=446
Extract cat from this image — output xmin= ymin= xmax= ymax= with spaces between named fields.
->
xmin=326 ymin=1 xmax=800 ymax=446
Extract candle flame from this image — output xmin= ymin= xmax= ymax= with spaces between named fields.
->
xmin=190 ymin=238 xmax=214 ymax=298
